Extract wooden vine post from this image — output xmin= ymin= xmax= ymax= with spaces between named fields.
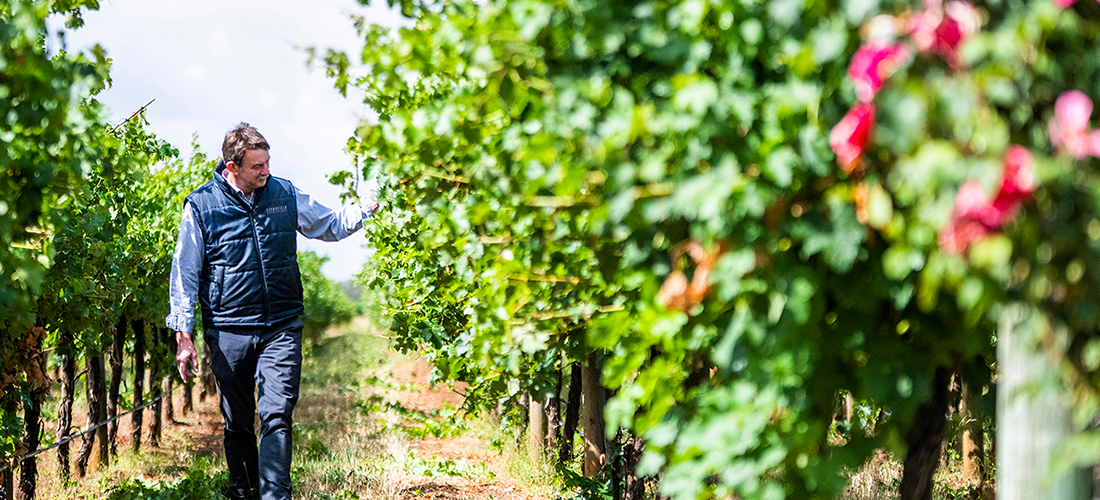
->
xmin=107 ymin=316 xmax=126 ymax=457
xmin=75 ymin=356 xmax=95 ymax=477
xmin=92 ymin=353 xmax=109 ymax=470
xmin=130 ymin=320 xmax=145 ymax=453
xmin=959 ymin=381 xmax=984 ymax=486
xmin=528 ymin=396 xmax=547 ymax=462
xmin=164 ymin=375 xmax=175 ymax=425
xmin=17 ymin=326 xmax=50 ymax=500
xmin=149 ymin=327 xmax=163 ymax=448
xmin=55 ymin=330 xmax=76 ymax=483
xmin=545 ymin=369 xmax=562 ymax=453
xmin=183 ymin=372 xmax=194 ymax=415
xmin=200 ymin=341 xmax=216 ymax=403
xmin=996 ymin=304 xmax=1090 ymax=500
xmin=162 ymin=327 xmax=175 ymax=424
xmin=582 ymin=352 xmax=607 ymax=477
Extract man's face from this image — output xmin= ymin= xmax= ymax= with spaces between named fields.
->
xmin=228 ymin=149 xmax=270 ymax=194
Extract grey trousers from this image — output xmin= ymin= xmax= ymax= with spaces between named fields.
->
xmin=205 ymin=318 xmax=303 ymax=500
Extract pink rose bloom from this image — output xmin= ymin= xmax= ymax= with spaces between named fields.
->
xmin=830 ymin=103 xmax=876 ymax=172
xmin=848 ymin=43 xmax=908 ymax=102
xmin=992 ymin=146 xmax=1035 ymax=206
xmin=941 ymin=147 xmax=1037 ymax=254
xmin=1049 ymin=90 xmax=1094 ymax=159
xmin=1053 ymin=0 xmax=1100 ymax=8
xmin=945 ymin=1 xmax=981 ymax=36
xmin=952 ymin=181 xmax=991 ymax=219
xmin=1089 ymin=130 xmax=1100 ymax=157
xmin=940 ymin=181 xmax=996 ymax=253
xmin=989 ymin=145 xmax=1035 ymax=225
xmin=909 ymin=11 xmax=939 ymax=53
xmin=909 ymin=1 xmax=980 ymax=68
xmin=939 ymin=218 xmax=993 ymax=254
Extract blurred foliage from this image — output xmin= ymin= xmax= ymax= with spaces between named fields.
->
xmin=300 ymin=251 xmax=357 ymax=346
xmin=338 ymin=0 xmax=1100 ymax=497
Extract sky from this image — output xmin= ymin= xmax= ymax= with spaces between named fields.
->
xmin=50 ymin=0 xmax=406 ymax=281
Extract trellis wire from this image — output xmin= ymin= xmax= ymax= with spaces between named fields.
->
xmin=0 ymin=380 xmax=180 ymax=473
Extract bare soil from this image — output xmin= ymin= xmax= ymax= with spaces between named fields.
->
xmin=27 ymin=325 xmax=552 ymax=500
xmin=383 ymin=354 xmax=549 ymax=500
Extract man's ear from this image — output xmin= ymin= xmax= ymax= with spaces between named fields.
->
xmin=225 ymin=161 xmax=237 ymax=173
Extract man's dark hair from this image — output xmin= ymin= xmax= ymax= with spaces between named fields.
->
xmin=222 ymin=122 xmax=269 ymax=166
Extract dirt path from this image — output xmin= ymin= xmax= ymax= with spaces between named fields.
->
xmin=384 ymin=356 xmax=548 ymax=500
xmin=30 ymin=321 xmax=554 ymax=500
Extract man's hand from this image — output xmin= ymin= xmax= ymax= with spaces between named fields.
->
xmin=359 ymin=180 xmax=381 ymax=216
xmin=175 ymin=331 xmax=200 ymax=380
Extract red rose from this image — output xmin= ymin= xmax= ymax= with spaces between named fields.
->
xmin=940 ymin=147 xmax=1036 ymax=254
xmin=909 ymin=1 xmax=979 ymax=68
xmin=939 ymin=217 xmax=993 ymax=254
xmin=991 ymin=145 xmax=1035 ymax=219
xmin=830 ymin=103 xmax=876 ymax=173
xmin=940 ymin=181 xmax=995 ymax=253
xmin=848 ymin=43 xmax=908 ymax=102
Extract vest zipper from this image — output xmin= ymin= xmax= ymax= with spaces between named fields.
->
xmin=248 ymin=207 xmax=271 ymax=323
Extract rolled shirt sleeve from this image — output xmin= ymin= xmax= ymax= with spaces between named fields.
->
xmin=294 ymin=186 xmax=371 ymax=241
xmin=166 ymin=202 xmax=203 ymax=334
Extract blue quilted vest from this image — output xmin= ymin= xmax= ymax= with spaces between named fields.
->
xmin=187 ymin=161 xmax=303 ymax=328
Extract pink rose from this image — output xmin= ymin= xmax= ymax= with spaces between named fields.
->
xmin=952 ymin=181 xmax=991 ymax=220
xmin=848 ymin=43 xmax=908 ymax=102
xmin=1090 ymin=130 xmax=1100 ymax=157
xmin=940 ymin=181 xmax=996 ymax=253
xmin=951 ymin=181 xmax=1002 ymax=228
xmin=1049 ymin=90 xmax=1094 ymax=159
xmin=945 ymin=1 xmax=981 ymax=37
xmin=939 ymin=218 xmax=993 ymax=254
xmin=909 ymin=11 xmax=937 ymax=52
xmin=909 ymin=1 xmax=980 ymax=68
xmin=940 ymin=147 xmax=1037 ymax=254
xmin=1053 ymin=0 xmax=1100 ymax=8
xmin=830 ymin=103 xmax=876 ymax=173
xmin=992 ymin=146 xmax=1035 ymax=212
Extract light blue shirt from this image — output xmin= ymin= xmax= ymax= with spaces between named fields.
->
xmin=166 ymin=174 xmax=371 ymax=334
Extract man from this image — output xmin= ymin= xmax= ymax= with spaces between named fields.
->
xmin=168 ymin=123 xmax=376 ymax=500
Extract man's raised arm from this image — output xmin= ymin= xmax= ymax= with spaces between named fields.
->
xmin=294 ymin=186 xmax=378 ymax=241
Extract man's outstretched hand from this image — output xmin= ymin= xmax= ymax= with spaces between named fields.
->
xmin=176 ymin=331 xmax=200 ymax=380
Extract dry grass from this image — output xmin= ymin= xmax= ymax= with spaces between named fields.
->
xmin=22 ymin=316 xmax=555 ymax=500
xmin=23 ymin=319 xmax=995 ymax=500
xmin=839 ymin=449 xmax=991 ymax=500
xmin=26 ymin=387 xmax=225 ymax=499
xmin=840 ymin=450 xmax=902 ymax=500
